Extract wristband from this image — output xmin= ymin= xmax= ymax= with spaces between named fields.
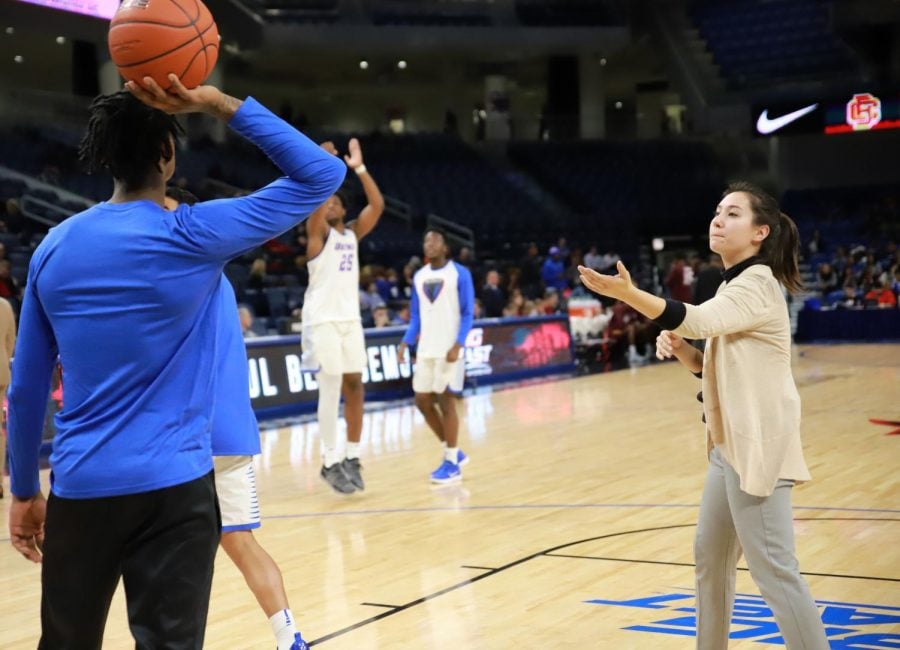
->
xmin=354 ymin=164 xmax=367 ymax=175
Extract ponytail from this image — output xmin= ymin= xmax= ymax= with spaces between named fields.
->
xmin=767 ymin=212 xmax=803 ymax=294
xmin=725 ymin=182 xmax=804 ymax=294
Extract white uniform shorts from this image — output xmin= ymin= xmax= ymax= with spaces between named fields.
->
xmin=412 ymin=357 xmax=465 ymax=394
xmin=214 ymin=455 xmax=261 ymax=533
xmin=301 ymin=320 xmax=367 ymax=376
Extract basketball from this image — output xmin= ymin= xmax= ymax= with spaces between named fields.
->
xmin=108 ymin=0 xmax=219 ymax=91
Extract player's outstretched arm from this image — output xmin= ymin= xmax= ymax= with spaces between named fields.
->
xmin=344 ymin=139 xmax=384 ymax=240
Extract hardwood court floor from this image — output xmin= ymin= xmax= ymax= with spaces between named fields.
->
xmin=1 ymin=344 xmax=898 ymax=648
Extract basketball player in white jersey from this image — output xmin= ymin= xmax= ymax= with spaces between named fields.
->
xmin=302 ymin=139 xmax=384 ymax=494
xmin=399 ymin=227 xmax=475 ymax=484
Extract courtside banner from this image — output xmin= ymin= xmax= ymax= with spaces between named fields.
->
xmin=247 ymin=315 xmax=575 ymax=419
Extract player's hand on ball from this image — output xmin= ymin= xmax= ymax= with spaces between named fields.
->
xmin=577 ymin=261 xmax=634 ymax=300
xmin=344 ymin=138 xmax=363 ymax=169
xmin=125 ymin=74 xmax=224 ymax=116
xmin=656 ymin=330 xmax=683 ymax=360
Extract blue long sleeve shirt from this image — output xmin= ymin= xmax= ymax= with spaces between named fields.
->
xmin=210 ymin=276 xmax=260 ymax=457
xmin=7 ymin=98 xmax=345 ymax=499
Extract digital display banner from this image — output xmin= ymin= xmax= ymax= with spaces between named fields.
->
xmin=32 ymin=316 xmax=575 ymax=450
xmin=248 ymin=315 xmax=575 ymax=419
xmin=16 ymin=0 xmax=119 ymax=19
xmin=753 ymin=91 xmax=900 ymax=137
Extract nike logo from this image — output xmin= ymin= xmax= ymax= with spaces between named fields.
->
xmin=756 ymin=104 xmax=818 ymax=134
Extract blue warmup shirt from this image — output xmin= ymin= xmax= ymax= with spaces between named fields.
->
xmin=7 ymin=98 xmax=345 ymax=499
xmin=210 ymin=276 xmax=259 ymax=457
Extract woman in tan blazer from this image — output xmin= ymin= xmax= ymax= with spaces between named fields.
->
xmin=578 ymin=182 xmax=828 ymax=649
xmin=0 ymin=296 xmax=17 ymax=498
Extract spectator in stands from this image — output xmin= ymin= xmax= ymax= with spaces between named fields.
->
xmin=816 ymin=263 xmax=839 ymax=297
xmin=519 ymin=243 xmax=543 ymax=298
xmin=835 ymin=283 xmax=862 ymax=309
xmin=693 ymin=254 xmax=723 ymax=304
xmin=556 ymin=237 xmax=571 ymax=261
xmin=247 ymin=258 xmax=268 ymax=290
xmin=892 ymin=266 xmax=900 ymax=301
xmin=583 ymin=245 xmax=603 ymax=270
xmin=0 ymin=261 xmax=21 ymax=301
xmin=806 ymin=229 xmax=825 ymax=256
xmin=567 ymin=248 xmax=585 ymax=287
xmin=372 ymin=305 xmax=391 ymax=328
xmin=541 ymin=246 xmax=567 ymax=293
xmin=457 ymin=246 xmax=475 ymax=270
xmin=540 ymin=288 xmax=561 ymax=315
xmin=2 ymin=199 xmax=24 ymax=234
xmin=503 ymin=289 xmax=525 ymax=317
xmin=864 ymin=280 xmax=897 ymax=308
xmin=858 ymin=268 xmax=876 ymax=295
xmin=360 ymin=281 xmax=386 ymax=319
xmin=480 ymin=270 xmax=505 ymax=318
xmin=473 ymin=298 xmax=484 ymax=320
xmin=608 ymin=301 xmax=655 ymax=367
xmin=392 ymin=301 xmax=411 ymax=325
xmin=0 ymin=243 xmax=7 ymax=263
xmin=376 ymin=268 xmax=401 ymax=303
xmin=665 ymin=254 xmax=694 ymax=303
xmin=239 ymin=306 xmax=258 ymax=338
xmin=598 ymin=251 xmax=620 ymax=274
xmin=0 ymin=296 xmax=16 ymax=498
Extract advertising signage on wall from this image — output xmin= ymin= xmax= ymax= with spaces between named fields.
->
xmin=753 ymin=91 xmax=900 ymax=136
xmin=247 ymin=316 xmax=575 ymax=420
xmin=15 ymin=0 xmax=119 ymax=19
xmin=35 ymin=316 xmax=575 ymax=450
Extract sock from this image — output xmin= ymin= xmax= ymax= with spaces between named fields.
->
xmin=628 ymin=344 xmax=637 ymax=356
xmin=346 ymin=442 xmax=360 ymax=460
xmin=441 ymin=441 xmax=448 ymax=450
xmin=323 ymin=447 xmax=341 ymax=468
xmin=445 ymin=447 xmax=459 ymax=464
xmin=317 ymin=372 xmax=342 ymax=467
xmin=269 ymin=609 xmax=298 ymax=650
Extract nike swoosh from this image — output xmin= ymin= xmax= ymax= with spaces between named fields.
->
xmin=756 ymin=104 xmax=819 ymax=134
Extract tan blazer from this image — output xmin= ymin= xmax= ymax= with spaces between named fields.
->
xmin=673 ymin=264 xmax=811 ymax=497
xmin=0 ymin=297 xmax=16 ymax=387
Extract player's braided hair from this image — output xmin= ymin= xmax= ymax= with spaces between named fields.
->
xmin=78 ymin=91 xmax=183 ymax=192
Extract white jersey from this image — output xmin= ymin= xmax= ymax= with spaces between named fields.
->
xmin=303 ymin=227 xmax=361 ymax=325
xmin=405 ymin=261 xmax=474 ymax=359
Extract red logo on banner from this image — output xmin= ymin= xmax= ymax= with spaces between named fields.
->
xmin=846 ymin=93 xmax=882 ymax=131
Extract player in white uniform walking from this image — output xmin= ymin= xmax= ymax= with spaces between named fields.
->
xmin=166 ymin=187 xmax=307 ymax=650
xmin=399 ymin=227 xmax=475 ymax=484
xmin=302 ymin=139 xmax=384 ymax=494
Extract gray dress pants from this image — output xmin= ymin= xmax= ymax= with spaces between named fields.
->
xmin=694 ymin=447 xmax=829 ymax=649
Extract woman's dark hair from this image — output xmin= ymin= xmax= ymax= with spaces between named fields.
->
xmin=78 ymin=91 xmax=183 ymax=192
xmin=725 ymin=181 xmax=803 ymax=294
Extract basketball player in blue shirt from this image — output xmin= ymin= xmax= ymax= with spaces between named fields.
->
xmin=6 ymin=75 xmax=344 ymax=648
xmin=165 ymin=188 xmax=307 ymax=650
xmin=399 ymin=227 xmax=475 ymax=483
xmin=301 ymin=138 xmax=384 ymax=494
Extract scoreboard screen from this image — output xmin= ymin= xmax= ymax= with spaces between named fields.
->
xmin=754 ymin=91 xmax=900 ymax=137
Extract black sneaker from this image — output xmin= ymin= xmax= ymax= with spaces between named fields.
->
xmin=341 ymin=457 xmax=365 ymax=491
xmin=321 ymin=463 xmax=356 ymax=494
